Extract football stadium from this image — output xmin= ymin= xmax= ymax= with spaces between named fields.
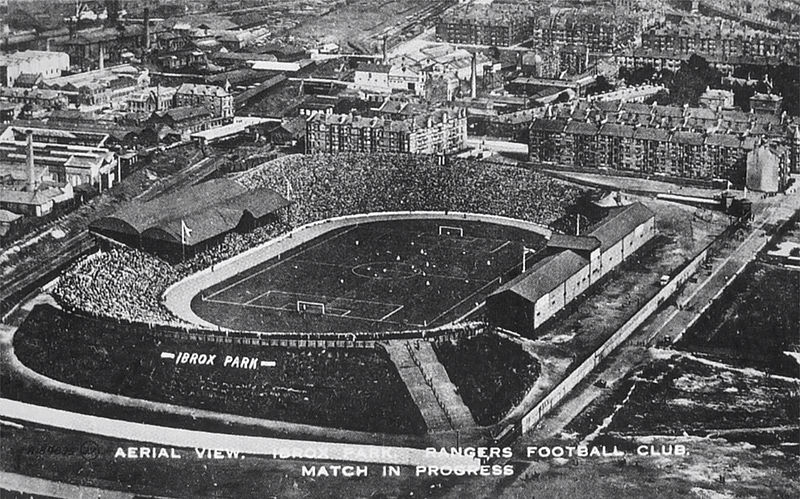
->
xmin=8 ymin=152 xmax=666 ymax=452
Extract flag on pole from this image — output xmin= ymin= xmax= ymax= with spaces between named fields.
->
xmin=522 ymin=246 xmax=537 ymax=272
xmin=181 ymin=219 xmax=192 ymax=246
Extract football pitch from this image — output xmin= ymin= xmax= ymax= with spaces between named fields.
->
xmin=191 ymin=219 xmax=546 ymax=333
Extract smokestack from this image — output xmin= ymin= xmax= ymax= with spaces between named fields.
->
xmin=99 ymin=45 xmax=105 ymax=70
xmin=382 ymin=36 xmax=387 ymax=63
xmin=144 ymin=7 xmax=151 ymax=50
xmin=470 ymin=52 xmax=477 ymax=99
xmin=26 ymin=130 xmax=35 ymax=193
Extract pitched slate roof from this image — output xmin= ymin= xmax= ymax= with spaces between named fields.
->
xmin=489 ymin=250 xmax=589 ymax=304
xmin=588 ymin=202 xmax=654 ymax=251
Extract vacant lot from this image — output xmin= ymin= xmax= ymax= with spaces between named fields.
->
xmin=677 ymin=260 xmax=800 ymax=376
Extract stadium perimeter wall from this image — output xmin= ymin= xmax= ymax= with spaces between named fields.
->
xmin=519 ymin=244 xmax=710 ymax=434
xmin=163 ymin=211 xmax=552 ymax=333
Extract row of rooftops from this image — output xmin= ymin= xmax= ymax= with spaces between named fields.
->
xmin=175 ymin=83 xmax=232 ymax=98
xmin=531 ymin=118 xmax=790 ymax=147
xmin=538 ymin=100 xmax=795 ymax=131
xmin=442 ymin=3 xmax=634 ymax=27
xmin=443 ymin=2 xmax=547 ymax=24
xmin=615 ymin=48 xmax=800 ymax=65
xmin=308 ymin=109 xmax=466 ymax=132
xmin=644 ymin=19 xmax=800 ymax=41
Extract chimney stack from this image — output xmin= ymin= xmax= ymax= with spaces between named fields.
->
xmin=144 ymin=7 xmax=151 ymax=50
xmin=99 ymin=45 xmax=105 ymax=70
xmin=382 ymin=36 xmax=387 ymax=63
xmin=470 ymin=52 xmax=477 ymax=99
xmin=26 ymin=130 xmax=35 ymax=193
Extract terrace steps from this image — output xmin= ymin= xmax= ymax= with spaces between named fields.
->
xmin=383 ymin=342 xmax=452 ymax=433
xmin=409 ymin=341 xmax=477 ymax=430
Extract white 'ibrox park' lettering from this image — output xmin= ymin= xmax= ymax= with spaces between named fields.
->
xmin=164 ymin=352 xmax=275 ymax=369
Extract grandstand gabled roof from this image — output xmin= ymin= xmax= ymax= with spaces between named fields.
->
xmin=90 ymin=178 xmax=290 ymax=246
xmin=489 ymin=250 xmax=589 ymax=305
xmin=588 ymin=202 xmax=654 ymax=251
xmin=547 ymin=234 xmax=601 ymax=252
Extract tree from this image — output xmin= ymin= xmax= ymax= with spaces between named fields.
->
xmin=667 ymin=55 xmax=722 ymax=106
xmin=587 ymin=75 xmax=613 ymax=96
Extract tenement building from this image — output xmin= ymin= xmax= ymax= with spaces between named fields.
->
xmin=174 ymin=83 xmax=234 ymax=119
xmin=306 ymin=109 xmax=467 ymax=154
xmin=529 ymin=9 xmax=640 ymax=54
xmin=641 ymin=20 xmax=800 ymax=61
xmin=528 ymin=101 xmax=798 ymax=188
xmin=435 ymin=1 xmax=547 ymax=47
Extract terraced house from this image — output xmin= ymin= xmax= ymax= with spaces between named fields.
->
xmin=528 ymin=101 xmax=798 ymax=189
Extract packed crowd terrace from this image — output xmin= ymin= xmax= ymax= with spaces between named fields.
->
xmin=13 ymin=304 xmax=427 ymax=434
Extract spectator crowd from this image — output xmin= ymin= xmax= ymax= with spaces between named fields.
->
xmin=15 ymin=305 xmax=427 ymax=434
xmin=54 ymin=153 xmax=585 ymax=326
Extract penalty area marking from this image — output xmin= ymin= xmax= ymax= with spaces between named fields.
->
xmin=204 ymin=226 xmax=358 ymax=300
xmin=379 ymin=305 xmax=404 ymax=321
xmin=490 ymin=241 xmax=512 ymax=253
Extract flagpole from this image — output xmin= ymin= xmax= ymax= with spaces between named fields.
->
xmin=181 ymin=219 xmax=186 ymax=262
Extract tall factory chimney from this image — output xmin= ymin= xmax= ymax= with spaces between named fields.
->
xmin=99 ymin=45 xmax=105 ymax=70
xmin=470 ymin=52 xmax=477 ymax=99
xmin=144 ymin=7 xmax=151 ymax=50
xmin=26 ymin=130 xmax=36 ymax=193
xmin=382 ymin=36 xmax=387 ymax=63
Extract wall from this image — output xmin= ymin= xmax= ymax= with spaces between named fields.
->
xmin=564 ymin=263 xmax=591 ymax=303
xmin=519 ymin=244 xmax=709 ymax=433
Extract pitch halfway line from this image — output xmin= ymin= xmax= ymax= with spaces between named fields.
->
xmin=205 ymin=299 xmax=411 ymax=326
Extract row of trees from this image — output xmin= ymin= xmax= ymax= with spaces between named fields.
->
xmin=619 ymin=55 xmax=799 ymax=115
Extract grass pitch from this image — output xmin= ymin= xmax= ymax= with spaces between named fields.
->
xmin=192 ymin=219 xmax=546 ymax=333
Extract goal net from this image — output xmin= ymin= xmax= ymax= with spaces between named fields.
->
xmin=438 ymin=225 xmax=464 ymax=237
xmin=297 ymin=301 xmax=326 ymax=314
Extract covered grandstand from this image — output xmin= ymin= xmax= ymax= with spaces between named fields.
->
xmin=89 ymin=178 xmax=290 ymax=259
xmin=487 ymin=202 xmax=655 ymax=336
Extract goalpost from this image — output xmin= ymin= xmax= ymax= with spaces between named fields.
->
xmin=438 ymin=225 xmax=464 ymax=237
xmin=297 ymin=300 xmax=326 ymax=314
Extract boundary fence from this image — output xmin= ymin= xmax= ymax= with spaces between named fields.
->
xmin=516 ymin=216 xmax=748 ymax=434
